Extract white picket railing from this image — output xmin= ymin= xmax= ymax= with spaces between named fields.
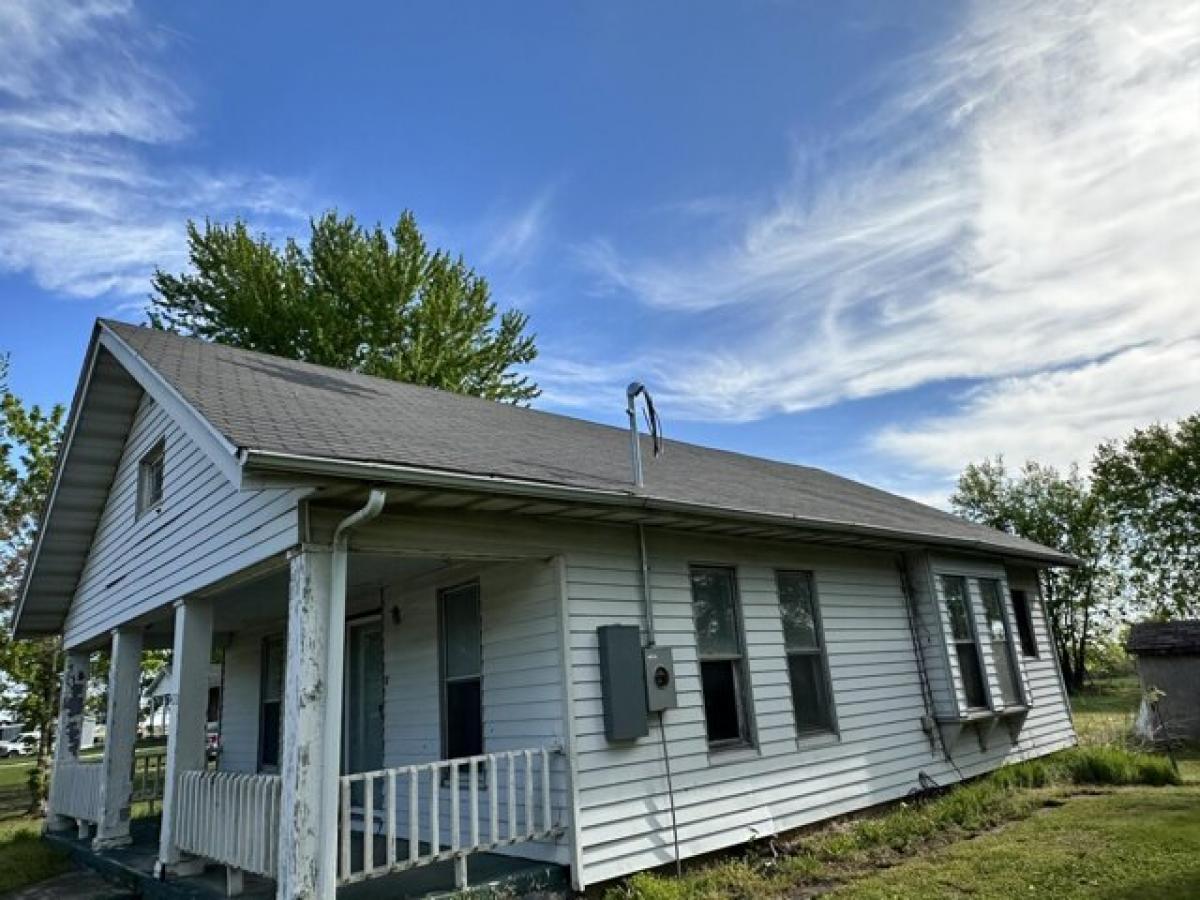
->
xmin=337 ymin=745 xmax=565 ymax=888
xmin=49 ymin=758 xmax=103 ymax=823
xmin=173 ymin=771 xmax=282 ymax=878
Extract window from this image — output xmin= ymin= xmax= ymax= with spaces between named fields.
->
xmin=776 ymin=571 xmax=835 ymax=735
xmin=440 ymin=582 xmax=482 ymax=760
xmin=1010 ymin=590 xmax=1039 ymax=657
xmin=941 ymin=575 xmax=988 ymax=709
xmin=258 ymin=635 xmax=285 ymax=771
xmin=136 ymin=439 xmax=166 ymax=516
xmin=690 ymin=566 xmax=752 ymax=747
xmin=980 ymin=579 xmax=1022 ymax=706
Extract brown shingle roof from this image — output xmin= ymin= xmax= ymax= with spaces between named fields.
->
xmin=102 ymin=320 xmax=1076 ymax=565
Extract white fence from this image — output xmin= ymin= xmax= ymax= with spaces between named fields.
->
xmin=131 ymin=749 xmax=167 ymax=810
xmin=49 ymin=759 xmax=103 ymax=823
xmin=173 ymin=771 xmax=282 ymax=878
xmin=338 ymin=745 xmax=565 ymax=888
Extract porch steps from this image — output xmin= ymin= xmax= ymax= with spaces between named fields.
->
xmin=46 ymin=818 xmax=570 ymax=899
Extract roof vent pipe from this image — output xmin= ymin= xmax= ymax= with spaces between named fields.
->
xmin=626 ymin=382 xmax=663 ymax=487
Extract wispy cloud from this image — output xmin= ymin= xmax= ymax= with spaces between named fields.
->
xmin=481 ymin=187 xmax=555 ymax=275
xmin=581 ymin=0 xmax=1200 ymax=474
xmin=0 ymin=0 xmax=307 ymax=301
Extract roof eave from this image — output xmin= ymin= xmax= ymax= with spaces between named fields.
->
xmin=242 ymin=448 xmax=1079 ymax=568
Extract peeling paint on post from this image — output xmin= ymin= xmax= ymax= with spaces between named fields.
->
xmin=48 ymin=651 xmax=90 ymax=831
xmin=95 ymin=626 xmax=143 ymax=848
xmin=157 ymin=598 xmax=213 ymax=874
xmin=278 ymin=546 xmax=332 ymax=899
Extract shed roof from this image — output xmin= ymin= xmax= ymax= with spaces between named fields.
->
xmin=1127 ymin=620 xmax=1200 ymax=655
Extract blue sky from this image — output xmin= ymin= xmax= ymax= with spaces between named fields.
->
xmin=2 ymin=1 xmax=1198 ymax=506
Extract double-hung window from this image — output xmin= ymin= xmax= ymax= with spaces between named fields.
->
xmin=776 ymin=570 xmax=835 ymax=736
xmin=980 ymin=579 xmax=1022 ymax=706
xmin=258 ymin=635 xmax=285 ymax=772
xmin=439 ymin=582 xmax=483 ymax=760
xmin=941 ymin=575 xmax=988 ymax=709
xmin=1010 ymin=590 xmax=1039 ymax=657
xmin=690 ymin=566 xmax=753 ymax=748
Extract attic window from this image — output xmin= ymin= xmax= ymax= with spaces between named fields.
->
xmin=137 ymin=439 xmax=166 ymax=516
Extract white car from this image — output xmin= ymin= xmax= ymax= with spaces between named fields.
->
xmin=0 ymin=739 xmax=31 ymax=758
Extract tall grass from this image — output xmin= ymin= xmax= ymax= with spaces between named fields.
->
xmin=604 ymin=744 xmax=1179 ymax=900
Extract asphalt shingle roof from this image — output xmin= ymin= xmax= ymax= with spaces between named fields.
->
xmin=104 ymin=320 xmax=1073 ymax=564
xmin=1127 ymin=621 xmax=1200 ymax=655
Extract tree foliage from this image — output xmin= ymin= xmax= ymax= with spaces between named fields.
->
xmin=1093 ymin=414 xmax=1200 ymax=618
xmin=951 ymin=458 xmax=1120 ymax=692
xmin=148 ymin=211 xmax=540 ymax=403
xmin=0 ymin=389 xmax=66 ymax=809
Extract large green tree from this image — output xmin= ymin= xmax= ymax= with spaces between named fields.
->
xmin=0 ymin=389 xmax=66 ymax=809
xmin=148 ymin=211 xmax=539 ymax=403
xmin=1093 ymin=414 xmax=1200 ymax=618
xmin=951 ymin=458 xmax=1120 ymax=692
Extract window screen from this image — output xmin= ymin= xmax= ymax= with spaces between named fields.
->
xmin=259 ymin=635 xmax=285 ymax=771
xmin=941 ymin=575 xmax=988 ymax=709
xmin=440 ymin=582 xmax=483 ymax=760
xmin=776 ymin=571 xmax=835 ymax=735
xmin=1010 ymin=590 xmax=1039 ymax=657
xmin=981 ymin=579 xmax=1022 ymax=705
xmin=690 ymin=567 xmax=752 ymax=747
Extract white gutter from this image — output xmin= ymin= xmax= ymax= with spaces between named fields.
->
xmin=241 ymin=449 xmax=1078 ymax=568
xmin=318 ymin=488 xmax=386 ymax=899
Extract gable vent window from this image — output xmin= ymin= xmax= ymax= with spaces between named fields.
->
xmin=776 ymin=570 xmax=836 ymax=736
xmin=137 ymin=439 xmax=166 ymax=517
xmin=690 ymin=566 xmax=753 ymax=748
xmin=941 ymin=575 xmax=988 ymax=709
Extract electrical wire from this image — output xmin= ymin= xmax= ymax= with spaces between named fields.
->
xmin=657 ymin=710 xmax=683 ymax=877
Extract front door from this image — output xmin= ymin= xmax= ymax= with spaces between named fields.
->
xmin=344 ymin=619 xmax=384 ymax=775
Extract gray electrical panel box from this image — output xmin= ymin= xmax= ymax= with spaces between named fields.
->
xmin=597 ymin=625 xmax=649 ymax=741
xmin=643 ymin=646 xmax=677 ymax=711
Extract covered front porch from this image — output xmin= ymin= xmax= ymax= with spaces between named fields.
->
xmin=46 ymin=501 xmax=574 ymax=898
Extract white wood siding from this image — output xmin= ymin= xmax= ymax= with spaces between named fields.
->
xmin=218 ymin=629 xmax=268 ymax=774
xmin=566 ymin=532 xmax=1077 ymax=885
xmin=298 ymin=506 xmax=1077 ymax=889
xmin=381 ymin=559 xmax=569 ymax=865
xmin=62 ymin=393 xmax=306 ymax=648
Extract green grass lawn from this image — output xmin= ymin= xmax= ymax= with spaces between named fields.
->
xmin=0 ymin=817 xmax=71 ymax=893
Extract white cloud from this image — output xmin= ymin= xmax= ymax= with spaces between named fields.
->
xmin=583 ymin=0 xmax=1200 ymax=473
xmin=481 ymin=187 xmax=555 ymax=275
xmin=0 ymin=0 xmax=307 ymax=301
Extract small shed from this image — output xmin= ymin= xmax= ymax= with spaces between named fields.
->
xmin=1127 ymin=620 xmax=1200 ymax=743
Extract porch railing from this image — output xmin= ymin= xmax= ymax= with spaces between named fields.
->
xmin=49 ymin=758 xmax=103 ymax=823
xmin=131 ymin=749 xmax=167 ymax=810
xmin=337 ymin=745 xmax=565 ymax=888
xmin=173 ymin=771 xmax=282 ymax=878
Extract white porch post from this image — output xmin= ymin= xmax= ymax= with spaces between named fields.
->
xmin=277 ymin=546 xmax=333 ymax=900
xmin=94 ymin=626 xmax=143 ymax=849
xmin=156 ymin=598 xmax=213 ymax=875
xmin=47 ymin=649 xmax=90 ymax=833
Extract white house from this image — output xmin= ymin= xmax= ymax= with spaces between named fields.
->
xmin=17 ymin=320 xmax=1076 ymax=898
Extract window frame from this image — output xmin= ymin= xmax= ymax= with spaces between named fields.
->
xmin=257 ymin=633 xmax=286 ymax=774
xmin=939 ymin=574 xmax=991 ymax=711
xmin=979 ymin=578 xmax=1024 ymax=707
xmin=437 ymin=580 xmax=484 ymax=763
xmin=689 ymin=564 xmax=755 ymax=752
xmin=1010 ymin=590 xmax=1040 ymax=658
xmin=774 ymin=569 xmax=838 ymax=739
xmin=136 ymin=438 xmax=166 ymax=518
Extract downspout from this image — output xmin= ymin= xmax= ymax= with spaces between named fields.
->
xmin=318 ymin=488 xmax=386 ymax=898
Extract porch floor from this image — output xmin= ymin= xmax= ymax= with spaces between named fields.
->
xmin=46 ymin=818 xmax=568 ymax=899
